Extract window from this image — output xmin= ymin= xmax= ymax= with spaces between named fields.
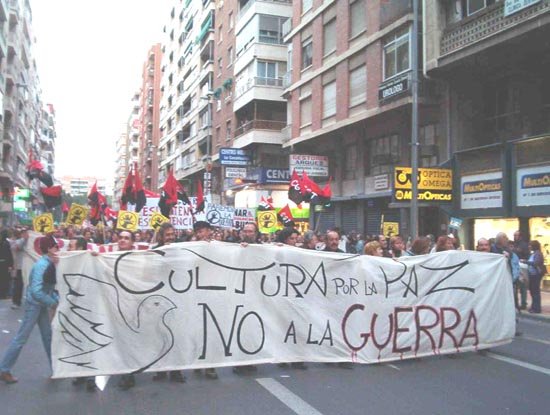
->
xmin=300 ymin=97 xmax=312 ymax=127
xmin=468 ymin=0 xmax=486 ymax=16
xmin=229 ymin=11 xmax=234 ymax=30
xmin=323 ymin=81 xmax=336 ymax=118
xmin=323 ymin=19 xmax=336 ymax=56
xmin=219 ymin=25 xmax=223 ymax=43
xmin=190 ymin=122 xmax=197 ymax=138
xmin=215 ymin=127 xmax=221 ymax=146
xmin=383 ymin=27 xmax=410 ymax=80
xmin=350 ymin=0 xmax=366 ymax=38
xmin=226 ymin=120 xmax=232 ymax=140
xmin=302 ymin=0 xmax=312 ymax=14
xmin=218 ymin=57 xmax=223 ymax=71
xmin=259 ymin=15 xmax=285 ymax=45
xmin=344 ymin=144 xmax=358 ymax=180
xmin=228 ymin=47 xmax=233 ymax=66
xmin=301 ymin=38 xmax=313 ymax=69
xmin=349 ymin=65 xmax=367 ymax=107
xmin=368 ymin=134 xmax=400 ymax=175
xmin=257 ymin=60 xmax=285 ymax=85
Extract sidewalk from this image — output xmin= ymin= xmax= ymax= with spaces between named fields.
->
xmin=520 ymin=289 xmax=550 ymax=323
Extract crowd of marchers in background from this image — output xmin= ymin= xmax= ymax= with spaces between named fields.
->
xmin=0 ymin=222 xmax=545 ymax=388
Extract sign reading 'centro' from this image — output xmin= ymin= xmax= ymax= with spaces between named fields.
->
xmin=393 ymin=167 xmax=453 ymax=202
xmin=219 ymin=148 xmax=252 ymax=166
xmin=289 ymin=154 xmax=329 ymax=177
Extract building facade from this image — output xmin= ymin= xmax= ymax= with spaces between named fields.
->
xmin=158 ymin=0 xmax=216 ymax=198
xmin=424 ymin=0 xmax=550 ymax=247
xmin=59 ymin=175 xmax=110 ymax=197
xmin=0 ymin=0 xmax=50 ymax=225
xmin=137 ymin=44 xmax=162 ymax=191
xmin=211 ymin=0 xmax=293 ymax=211
xmin=283 ymin=0 xmax=446 ymax=237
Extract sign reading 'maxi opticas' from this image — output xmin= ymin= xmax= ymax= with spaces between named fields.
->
xmin=394 ymin=167 xmax=453 ymax=202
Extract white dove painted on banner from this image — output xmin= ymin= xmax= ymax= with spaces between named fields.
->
xmin=57 ymin=273 xmax=177 ymax=374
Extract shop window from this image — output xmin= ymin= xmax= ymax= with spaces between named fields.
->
xmin=383 ymin=27 xmax=410 ymax=80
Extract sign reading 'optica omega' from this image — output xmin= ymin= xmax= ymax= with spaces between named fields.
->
xmin=393 ymin=167 xmax=453 ymax=202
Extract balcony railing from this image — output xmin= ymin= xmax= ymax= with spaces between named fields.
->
xmin=238 ymin=0 xmax=292 ymax=20
xmin=441 ymin=1 xmax=550 ymax=56
xmin=282 ymin=70 xmax=292 ymax=88
xmin=234 ymin=119 xmax=285 ymax=138
xmin=235 ymin=76 xmax=284 ymax=98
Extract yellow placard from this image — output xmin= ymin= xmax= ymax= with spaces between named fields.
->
xmin=116 ymin=210 xmax=140 ymax=232
xmin=394 ymin=167 xmax=453 ymax=190
xmin=150 ymin=212 xmax=170 ymax=231
xmin=33 ymin=213 xmax=54 ymax=234
xmin=257 ymin=210 xmax=278 ymax=234
xmin=382 ymin=222 xmax=400 ymax=237
xmin=66 ymin=203 xmax=88 ymax=226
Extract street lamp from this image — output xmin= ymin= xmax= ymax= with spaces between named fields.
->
xmin=410 ymin=0 xmax=420 ymax=239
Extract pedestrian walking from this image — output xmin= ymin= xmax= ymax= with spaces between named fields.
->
xmin=524 ymin=240 xmax=545 ymax=314
xmin=0 ymin=235 xmax=59 ymax=384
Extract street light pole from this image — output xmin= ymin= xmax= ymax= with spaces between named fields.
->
xmin=410 ymin=0 xmax=420 ymax=239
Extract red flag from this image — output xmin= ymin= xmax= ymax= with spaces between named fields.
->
xmin=195 ymin=179 xmax=205 ymax=213
xmin=88 ymin=182 xmax=107 ymax=225
xmin=300 ymin=172 xmax=331 ymax=205
xmin=40 ymin=186 xmax=62 ymax=208
xmin=158 ymin=171 xmax=184 ymax=217
xmin=288 ymin=170 xmax=305 ymax=205
xmin=132 ymin=164 xmax=147 ymax=212
xmin=258 ymin=196 xmax=274 ymax=211
xmin=104 ymin=207 xmax=118 ymax=222
xmin=61 ymin=201 xmax=69 ymax=213
xmin=277 ymin=204 xmax=295 ymax=227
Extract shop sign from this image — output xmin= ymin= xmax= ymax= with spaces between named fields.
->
xmin=374 ymin=174 xmax=390 ymax=190
xmin=219 ymin=148 xmax=252 ymax=166
xmin=504 ymin=0 xmax=541 ymax=16
xmin=225 ymin=167 xmax=247 ymax=178
xmin=378 ymin=74 xmax=410 ymax=102
xmin=516 ymin=164 xmax=550 ymax=207
xmin=289 ymin=154 xmax=329 ymax=177
xmin=233 ymin=208 xmax=256 ymax=229
xmin=461 ymin=172 xmax=503 ymax=210
xmin=259 ymin=168 xmax=291 ymax=184
xmin=393 ymin=167 xmax=453 ymax=202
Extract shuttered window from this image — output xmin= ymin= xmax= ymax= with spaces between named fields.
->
xmin=323 ymin=81 xmax=336 ymax=118
xmin=349 ymin=65 xmax=367 ymax=107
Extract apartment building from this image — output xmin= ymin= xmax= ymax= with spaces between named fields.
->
xmin=39 ymin=103 xmax=55 ymax=176
xmin=0 ymin=0 xmax=48 ymax=224
xmin=211 ymin=0 xmax=292 ymax=208
xmin=158 ymin=0 xmax=216 ymax=198
xmin=282 ymin=0 xmax=446 ymax=235
xmin=113 ymin=131 xmax=129 ymax=207
xmin=424 ymin=0 xmax=550 ymax=246
xmin=59 ymin=175 xmax=110 ymax=197
xmin=137 ymin=44 xmax=162 ymax=191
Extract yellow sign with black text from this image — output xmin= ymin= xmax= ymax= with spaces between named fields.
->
xmin=116 ymin=210 xmax=140 ymax=232
xmin=33 ymin=213 xmax=54 ymax=234
xmin=66 ymin=203 xmax=88 ymax=226
xmin=382 ymin=222 xmax=400 ymax=237
xmin=257 ymin=211 xmax=278 ymax=234
xmin=394 ymin=167 xmax=453 ymax=202
xmin=149 ymin=212 xmax=170 ymax=231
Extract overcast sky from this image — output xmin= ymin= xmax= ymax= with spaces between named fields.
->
xmin=31 ymin=0 xmax=172 ymax=183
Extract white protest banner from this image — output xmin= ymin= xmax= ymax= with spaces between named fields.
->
xmin=139 ymin=197 xmax=195 ymax=230
xmin=47 ymin=245 xmax=515 ymax=379
xmin=233 ymin=207 xmax=256 ymax=229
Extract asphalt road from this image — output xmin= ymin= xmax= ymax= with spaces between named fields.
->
xmin=0 ymin=300 xmax=548 ymax=415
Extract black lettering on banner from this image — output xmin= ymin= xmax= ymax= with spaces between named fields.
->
xmin=302 ymin=262 xmax=328 ymax=296
xmin=114 ymin=251 xmax=165 ymax=295
xmin=260 ymin=272 xmax=281 ymax=297
xmin=168 ymin=268 xmax=193 ymax=293
xmin=236 ymin=311 xmax=265 ymax=355
xmin=364 ymin=281 xmax=377 ymax=296
xmin=280 ymin=263 xmax=306 ymax=297
xmin=380 ymin=262 xmax=408 ymax=298
xmin=402 ymin=266 xmax=418 ymax=298
xmin=320 ymin=321 xmax=333 ymax=346
xmin=199 ymin=303 xmax=243 ymax=359
xmin=332 ymin=277 xmax=359 ymax=295
xmin=284 ymin=321 xmax=297 ymax=344
xmin=424 ymin=260 xmax=474 ymax=296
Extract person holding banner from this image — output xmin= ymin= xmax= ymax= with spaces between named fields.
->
xmin=0 ymin=235 xmax=59 ymax=384
xmin=151 ymin=223 xmax=186 ymax=384
xmin=192 ymin=221 xmax=219 ymax=380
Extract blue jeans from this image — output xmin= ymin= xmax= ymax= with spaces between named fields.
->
xmin=0 ymin=303 xmax=52 ymax=373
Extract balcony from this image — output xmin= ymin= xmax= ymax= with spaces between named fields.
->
xmin=235 ymin=119 xmax=284 ymax=137
xmin=282 ymin=70 xmax=292 ymax=88
xmin=238 ymin=0 xmax=292 ymax=21
xmin=234 ymin=76 xmax=285 ymax=110
xmin=440 ymin=0 xmax=550 ymax=57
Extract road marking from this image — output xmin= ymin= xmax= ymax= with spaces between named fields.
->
xmin=519 ymin=336 xmax=550 ymax=346
xmin=257 ymin=378 xmax=324 ymax=415
xmin=486 ymin=352 xmax=550 ymax=376
xmin=386 ymin=364 xmax=401 ymax=371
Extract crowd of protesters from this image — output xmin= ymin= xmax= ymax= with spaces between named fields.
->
xmin=0 ymin=222 xmax=546 ymax=388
